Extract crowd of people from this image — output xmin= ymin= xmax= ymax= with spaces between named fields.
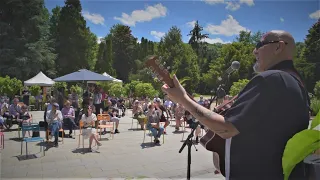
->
xmin=0 ymin=84 xmax=225 ymax=148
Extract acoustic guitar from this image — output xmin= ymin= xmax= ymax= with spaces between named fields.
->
xmin=145 ymin=55 xmax=238 ymax=176
xmin=199 ymin=95 xmax=237 ymax=176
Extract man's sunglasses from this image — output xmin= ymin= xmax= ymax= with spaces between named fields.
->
xmin=256 ymin=41 xmax=288 ymax=49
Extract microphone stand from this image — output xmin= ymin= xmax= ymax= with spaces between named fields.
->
xmin=179 ymin=122 xmax=199 ymax=180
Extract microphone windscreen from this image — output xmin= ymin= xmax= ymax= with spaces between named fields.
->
xmin=231 ymin=61 xmax=240 ymax=70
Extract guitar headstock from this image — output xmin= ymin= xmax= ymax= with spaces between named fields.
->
xmin=145 ymin=55 xmax=174 ymax=88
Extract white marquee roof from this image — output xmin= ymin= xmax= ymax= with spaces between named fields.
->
xmin=24 ymin=71 xmax=55 ymax=86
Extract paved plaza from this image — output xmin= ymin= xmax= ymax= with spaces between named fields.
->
xmin=0 ymin=111 xmax=225 ymax=180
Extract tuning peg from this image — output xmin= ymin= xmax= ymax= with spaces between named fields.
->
xmin=167 ymin=66 xmax=170 ymax=70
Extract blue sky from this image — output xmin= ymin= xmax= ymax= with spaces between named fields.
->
xmin=45 ymin=0 xmax=320 ymax=44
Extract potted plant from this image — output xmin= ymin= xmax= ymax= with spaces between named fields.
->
xmin=282 ymin=110 xmax=320 ymax=180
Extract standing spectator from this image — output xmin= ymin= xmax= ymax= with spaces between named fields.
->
xmin=22 ymin=87 xmax=30 ymax=106
xmin=216 ymin=86 xmax=226 ymax=106
xmin=69 ymin=89 xmax=79 ymax=110
xmin=93 ymin=87 xmax=103 ymax=114
xmin=35 ymin=93 xmax=43 ymax=110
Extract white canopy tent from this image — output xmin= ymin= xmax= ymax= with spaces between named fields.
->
xmin=87 ymin=72 xmax=122 ymax=84
xmin=24 ymin=71 xmax=55 ymax=86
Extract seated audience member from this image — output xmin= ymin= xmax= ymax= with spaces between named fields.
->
xmin=164 ymin=97 xmax=173 ymax=119
xmin=103 ymin=100 xmax=112 ymax=112
xmin=0 ymin=104 xmax=9 ymax=130
xmin=184 ymin=110 xmax=201 ymax=143
xmin=154 ymin=98 xmax=170 ymax=133
xmin=61 ymin=100 xmax=77 ymax=138
xmin=146 ymin=104 xmax=164 ymax=144
xmin=108 ymin=108 xmax=120 ymax=133
xmin=101 ymin=107 xmax=121 ymax=134
xmin=142 ymin=98 xmax=150 ymax=111
xmin=44 ymin=98 xmax=58 ymax=141
xmin=17 ymin=105 xmax=33 ymax=137
xmin=119 ymin=97 xmax=127 ymax=117
xmin=174 ymin=103 xmax=185 ymax=131
xmin=203 ymin=99 xmax=211 ymax=109
xmin=46 ymin=103 xmax=63 ymax=147
xmin=9 ymin=98 xmax=21 ymax=120
xmin=80 ymin=105 xmax=102 ymax=151
xmin=132 ymin=100 xmax=146 ymax=130
xmin=88 ymin=97 xmax=96 ymax=114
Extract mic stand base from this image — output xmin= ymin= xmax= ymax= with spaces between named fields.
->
xmin=179 ymin=126 xmax=198 ymax=180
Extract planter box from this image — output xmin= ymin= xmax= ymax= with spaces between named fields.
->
xmin=304 ymin=154 xmax=320 ymax=180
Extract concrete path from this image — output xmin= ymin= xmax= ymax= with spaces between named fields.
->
xmin=0 ymin=111 xmax=224 ymax=180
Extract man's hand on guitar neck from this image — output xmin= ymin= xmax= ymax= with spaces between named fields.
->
xmin=162 ymin=75 xmax=239 ymax=139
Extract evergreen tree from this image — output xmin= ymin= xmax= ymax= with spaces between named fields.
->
xmin=304 ymin=19 xmax=320 ymax=92
xmin=56 ymin=0 xmax=90 ymax=75
xmin=0 ymin=0 xmax=55 ymax=80
xmin=110 ymin=24 xmax=137 ymax=82
xmin=187 ymin=20 xmax=209 ymax=55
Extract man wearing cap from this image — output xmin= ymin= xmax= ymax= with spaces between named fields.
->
xmin=162 ymin=30 xmax=309 ymax=180
xmin=198 ymin=96 xmax=204 ymax=105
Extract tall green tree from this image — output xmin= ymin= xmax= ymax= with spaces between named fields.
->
xmin=56 ymin=0 xmax=91 ymax=75
xmin=158 ymin=26 xmax=200 ymax=93
xmin=86 ymin=31 xmax=98 ymax=70
xmin=303 ymin=19 xmax=320 ymax=92
xmin=110 ymin=24 xmax=137 ymax=82
xmin=188 ymin=20 xmax=209 ymax=55
xmin=95 ymin=35 xmax=115 ymax=76
xmin=0 ymin=0 xmax=56 ymax=80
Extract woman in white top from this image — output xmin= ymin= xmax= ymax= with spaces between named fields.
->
xmin=80 ymin=105 xmax=102 ymax=151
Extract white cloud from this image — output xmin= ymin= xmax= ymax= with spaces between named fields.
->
xmin=204 ymin=15 xmax=248 ymax=36
xmin=97 ymin=37 xmax=103 ymax=44
xmin=203 ymin=0 xmax=225 ymax=5
xmin=280 ymin=17 xmax=284 ymax=22
xmin=203 ymin=0 xmax=254 ymax=11
xmin=309 ymin=10 xmax=320 ymax=20
xmin=240 ymin=0 xmax=255 ymax=6
xmin=202 ymin=37 xmax=231 ymax=44
xmin=225 ymin=2 xmax=241 ymax=11
xmin=186 ymin=20 xmax=197 ymax=28
xmin=82 ymin=11 xmax=105 ymax=25
xmin=114 ymin=3 xmax=167 ymax=26
xmin=151 ymin=31 xmax=165 ymax=40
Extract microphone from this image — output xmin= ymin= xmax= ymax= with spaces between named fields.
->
xmin=225 ymin=61 xmax=240 ymax=75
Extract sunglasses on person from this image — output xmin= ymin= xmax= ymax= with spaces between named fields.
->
xmin=256 ymin=41 xmax=288 ymax=50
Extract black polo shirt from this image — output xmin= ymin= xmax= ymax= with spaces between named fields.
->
xmin=224 ymin=60 xmax=309 ymax=180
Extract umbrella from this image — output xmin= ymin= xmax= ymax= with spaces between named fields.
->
xmin=54 ymin=69 xmax=115 ymax=82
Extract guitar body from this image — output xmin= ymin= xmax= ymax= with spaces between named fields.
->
xmin=199 ymin=98 xmax=237 ymax=176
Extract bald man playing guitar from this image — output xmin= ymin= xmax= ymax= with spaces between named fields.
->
xmin=161 ymin=30 xmax=310 ymax=180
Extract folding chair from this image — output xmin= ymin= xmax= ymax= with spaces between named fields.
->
xmin=46 ymin=127 xmax=64 ymax=144
xmin=77 ymin=121 xmax=97 ymax=152
xmin=20 ymin=123 xmax=45 ymax=157
xmin=143 ymin=118 xmax=165 ymax=144
xmin=96 ymin=114 xmax=114 ymax=140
